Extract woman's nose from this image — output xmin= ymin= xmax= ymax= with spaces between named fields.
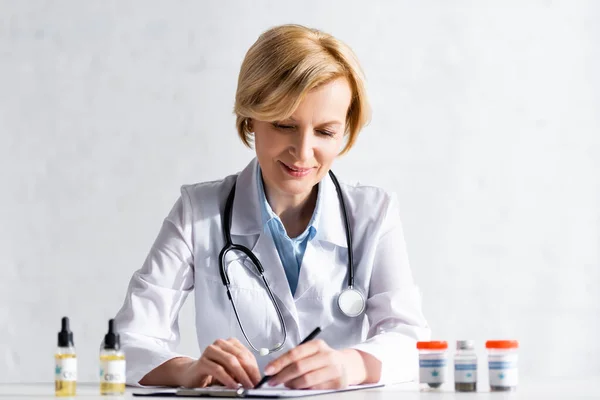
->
xmin=291 ymin=130 xmax=314 ymax=161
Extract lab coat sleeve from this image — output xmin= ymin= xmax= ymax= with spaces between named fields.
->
xmin=113 ymin=190 xmax=195 ymax=386
xmin=349 ymin=193 xmax=431 ymax=384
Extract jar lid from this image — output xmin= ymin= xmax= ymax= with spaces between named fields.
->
xmin=417 ymin=341 xmax=448 ymax=350
xmin=486 ymin=340 xmax=519 ymax=349
xmin=456 ymin=340 xmax=474 ymax=350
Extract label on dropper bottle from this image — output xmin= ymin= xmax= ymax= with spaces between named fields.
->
xmin=100 ymin=358 xmax=126 ymax=384
xmin=55 ymin=356 xmax=77 ymax=381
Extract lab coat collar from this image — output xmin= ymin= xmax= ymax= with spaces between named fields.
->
xmin=230 ymin=158 xmax=263 ymax=236
xmin=314 ymin=171 xmax=348 ymax=248
xmin=230 ymin=158 xmax=347 ymax=249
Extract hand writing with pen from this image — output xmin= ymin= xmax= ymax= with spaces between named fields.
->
xmin=256 ymin=327 xmax=381 ymax=390
xmin=145 ymin=328 xmax=381 ymax=390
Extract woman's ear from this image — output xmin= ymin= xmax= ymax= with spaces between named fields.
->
xmin=246 ymin=118 xmax=253 ymax=133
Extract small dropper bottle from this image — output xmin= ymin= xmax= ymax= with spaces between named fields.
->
xmin=100 ymin=319 xmax=126 ymax=395
xmin=55 ymin=316 xmax=77 ymax=397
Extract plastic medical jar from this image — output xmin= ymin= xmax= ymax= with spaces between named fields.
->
xmin=417 ymin=341 xmax=448 ymax=389
xmin=486 ymin=340 xmax=519 ymax=392
xmin=454 ymin=340 xmax=477 ymax=392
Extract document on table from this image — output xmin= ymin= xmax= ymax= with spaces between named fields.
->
xmin=133 ymin=383 xmax=384 ymax=397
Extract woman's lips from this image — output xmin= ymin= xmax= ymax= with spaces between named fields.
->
xmin=279 ymin=161 xmax=313 ymax=177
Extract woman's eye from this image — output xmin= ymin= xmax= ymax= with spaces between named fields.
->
xmin=272 ymin=123 xmax=334 ymax=137
xmin=317 ymin=130 xmax=335 ymax=137
xmin=273 ymin=123 xmax=295 ymax=130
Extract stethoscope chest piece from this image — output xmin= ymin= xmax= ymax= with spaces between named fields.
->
xmin=337 ymin=287 xmax=365 ymax=317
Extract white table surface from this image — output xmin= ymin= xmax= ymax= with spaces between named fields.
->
xmin=0 ymin=378 xmax=598 ymax=399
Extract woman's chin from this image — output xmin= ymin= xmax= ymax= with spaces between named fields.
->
xmin=274 ymin=181 xmax=316 ymax=197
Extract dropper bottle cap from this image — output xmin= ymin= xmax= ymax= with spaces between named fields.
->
xmin=57 ymin=316 xmax=73 ymax=347
xmin=103 ymin=319 xmax=120 ymax=350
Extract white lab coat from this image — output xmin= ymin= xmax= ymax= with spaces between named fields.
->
xmin=113 ymin=158 xmax=431 ymax=386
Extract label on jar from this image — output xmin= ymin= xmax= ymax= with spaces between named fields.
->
xmin=55 ymin=358 xmax=77 ymax=381
xmin=488 ymin=353 xmax=518 ymax=387
xmin=419 ymin=354 xmax=448 ymax=384
xmin=100 ymin=360 xmax=126 ymax=384
xmin=454 ymin=359 xmax=477 ymax=383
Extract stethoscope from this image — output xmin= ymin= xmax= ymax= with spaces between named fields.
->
xmin=218 ymin=170 xmax=366 ymax=356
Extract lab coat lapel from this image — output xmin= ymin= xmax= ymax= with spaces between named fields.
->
xmin=227 ymin=158 xmax=299 ymax=329
xmin=294 ymin=173 xmax=348 ymax=300
xmin=229 ymin=158 xmax=262 ymax=237
xmin=243 ymin=233 xmax=299 ymax=329
xmin=293 ymin=240 xmax=327 ymax=300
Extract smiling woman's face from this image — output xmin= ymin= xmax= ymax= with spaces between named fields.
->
xmin=252 ymin=77 xmax=352 ymax=200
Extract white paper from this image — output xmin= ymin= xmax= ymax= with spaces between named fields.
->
xmin=249 ymin=384 xmax=378 ymax=397
xmin=175 ymin=383 xmax=383 ymax=398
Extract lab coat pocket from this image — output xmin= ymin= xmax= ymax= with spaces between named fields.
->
xmin=226 ymin=266 xmax=285 ymax=353
xmin=204 ymin=254 xmax=280 ymax=350
xmin=194 ymin=255 xmax=283 ymax=350
xmin=224 ymin=254 xmax=263 ymax=290
xmin=195 ymin=250 xmax=259 ymax=286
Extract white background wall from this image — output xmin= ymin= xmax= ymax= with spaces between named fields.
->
xmin=1 ymin=0 xmax=598 ymax=384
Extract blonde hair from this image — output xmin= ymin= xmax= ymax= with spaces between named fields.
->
xmin=234 ymin=24 xmax=371 ymax=155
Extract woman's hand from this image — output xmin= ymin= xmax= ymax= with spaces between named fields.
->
xmin=262 ymin=340 xmax=373 ymax=390
xmin=180 ymin=338 xmax=261 ymax=389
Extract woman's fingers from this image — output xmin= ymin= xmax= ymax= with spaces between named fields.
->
xmin=267 ymin=352 xmax=329 ymax=387
xmin=226 ymin=338 xmax=261 ymax=384
xmin=197 ymin=358 xmax=238 ymax=388
xmin=204 ymin=340 xmax=254 ymax=388
xmin=285 ymin=363 xmax=347 ymax=390
xmin=265 ymin=340 xmax=348 ymax=390
xmin=265 ymin=339 xmax=325 ymax=376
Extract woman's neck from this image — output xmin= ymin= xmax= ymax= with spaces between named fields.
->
xmin=263 ymin=180 xmax=318 ymax=238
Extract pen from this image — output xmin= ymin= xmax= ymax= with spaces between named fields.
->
xmin=253 ymin=327 xmax=322 ymax=389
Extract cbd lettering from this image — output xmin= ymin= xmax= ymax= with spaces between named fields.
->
xmin=61 ymin=370 xmax=76 ymax=380
xmin=103 ymin=372 xmax=123 ymax=382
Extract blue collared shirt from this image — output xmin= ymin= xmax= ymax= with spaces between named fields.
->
xmin=256 ymin=165 xmax=322 ymax=295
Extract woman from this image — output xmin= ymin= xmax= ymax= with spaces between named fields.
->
xmin=113 ymin=24 xmax=430 ymax=390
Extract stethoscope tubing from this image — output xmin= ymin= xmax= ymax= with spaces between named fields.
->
xmin=218 ymin=170 xmax=360 ymax=354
